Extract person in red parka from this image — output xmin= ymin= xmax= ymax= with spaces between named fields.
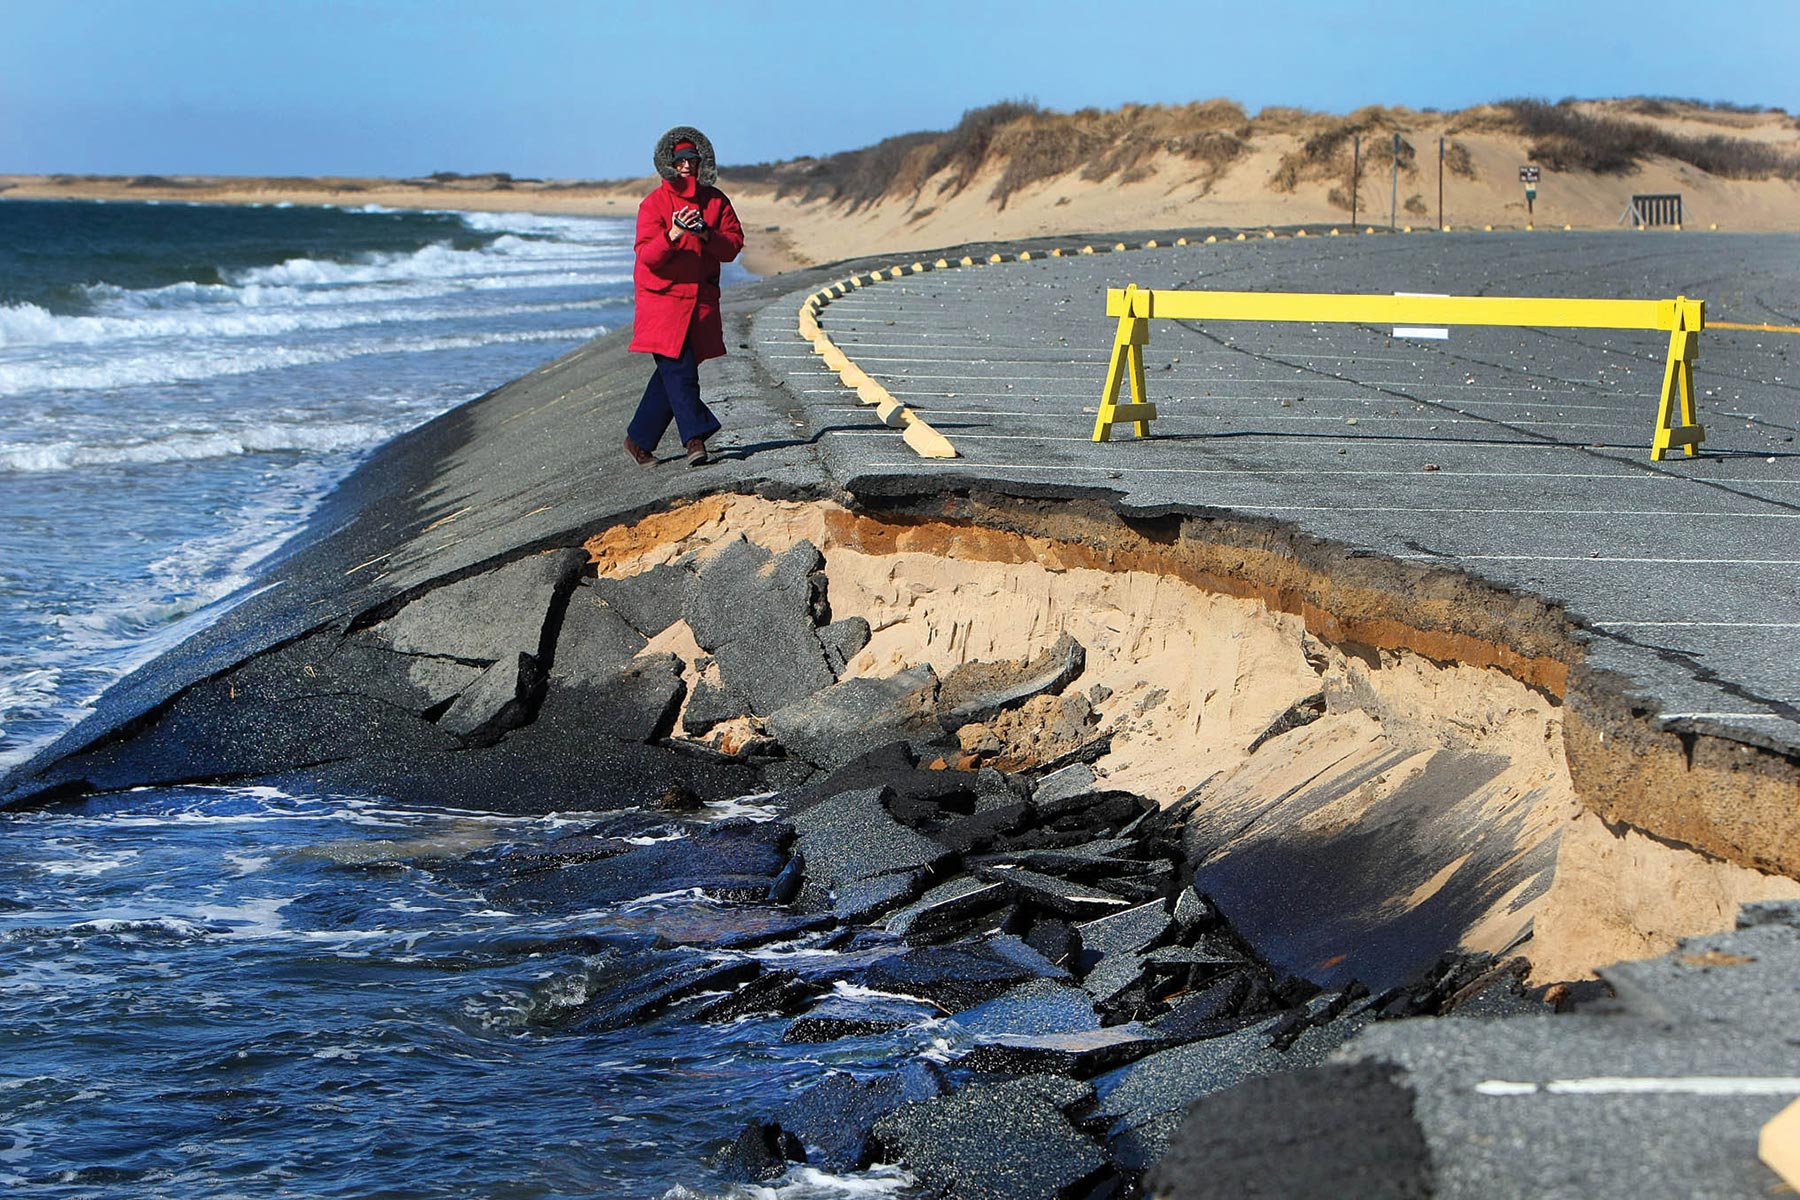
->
xmin=624 ymin=125 xmax=746 ymax=468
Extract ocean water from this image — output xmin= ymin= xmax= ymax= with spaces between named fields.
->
xmin=0 ymin=199 xmax=667 ymax=769
xmin=0 ymin=788 xmax=921 ymax=1198
xmin=0 ymin=201 xmax=888 ymax=1197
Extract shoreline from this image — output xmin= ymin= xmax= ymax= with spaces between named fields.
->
xmin=0 ymin=176 xmax=811 ymax=276
xmin=7 ymin=218 xmax=1800 ymax=1194
xmin=12 ymin=150 xmax=1800 ymax=283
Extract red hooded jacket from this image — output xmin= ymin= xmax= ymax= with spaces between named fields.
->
xmin=629 ymin=177 xmax=745 ymax=360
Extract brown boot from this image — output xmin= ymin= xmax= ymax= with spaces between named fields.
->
xmin=624 ymin=436 xmax=656 ymax=467
xmin=684 ymin=437 xmax=710 ymax=467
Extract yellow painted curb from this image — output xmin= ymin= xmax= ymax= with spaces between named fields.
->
xmin=1762 ymin=1098 xmax=1800 ymax=1190
xmin=794 ymin=224 xmax=1342 ymax=462
xmin=901 ymin=415 xmax=958 ymax=458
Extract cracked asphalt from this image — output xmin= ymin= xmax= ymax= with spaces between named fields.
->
xmin=754 ymin=230 xmax=1800 ymax=757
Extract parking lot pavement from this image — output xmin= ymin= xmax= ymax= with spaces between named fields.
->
xmin=1342 ymin=908 xmax=1800 ymax=1199
xmin=755 ymin=231 xmax=1800 ymax=758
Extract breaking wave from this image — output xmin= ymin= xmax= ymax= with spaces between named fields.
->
xmin=0 ymin=325 xmax=605 ymax=394
xmin=0 ymin=419 xmax=392 ymax=473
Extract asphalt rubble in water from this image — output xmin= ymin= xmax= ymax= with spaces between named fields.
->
xmin=454 ymin=736 xmax=1520 ymax=1199
xmin=7 ymin=518 xmax=1547 ymax=1196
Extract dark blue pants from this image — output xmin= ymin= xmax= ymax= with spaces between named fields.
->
xmin=627 ymin=335 xmax=720 ymax=452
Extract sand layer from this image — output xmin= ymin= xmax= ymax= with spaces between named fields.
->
xmin=580 ymin=492 xmax=1800 ymax=982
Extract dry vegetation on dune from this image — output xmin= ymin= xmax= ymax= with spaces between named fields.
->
xmin=1462 ymin=98 xmax=1800 ymax=180
xmin=733 ymin=99 xmax=1258 ymax=211
xmin=729 ymin=95 xmax=1800 ymax=217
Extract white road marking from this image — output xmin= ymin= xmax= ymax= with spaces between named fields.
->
xmin=1660 ymin=712 xmax=1800 ymax=721
xmin=1478 ymin=1077 xmax=1800 ymax=1097
xmin=1600 ymin=621 xmax=1800 ymax=628
xmin=1449 ymin=555 xmax=1800 ymax=565
xmin=1235 ymin=506 xmax=1800 ymax=519
xmin=850 ymin=458 xmax=1661 ymax=480
xmin=804 ymin=385 xmax=1648 ymax=417
xmin=819 ymin=403 xmax=1637 ymax=431
xmin=765 ymin=350 xmax=1107 ymax=362
xmin=801 ymin=371 xmax=1117 ymax=382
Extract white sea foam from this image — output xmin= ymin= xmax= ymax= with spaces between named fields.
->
xmin=224 ymin=851 xmax=271 ymax=876
xmin=622 ymin=831 xmax=688 ymax=846
xmin=660 ymin=1164 xmax=915 ymax=1200
xmin=0 ymin=293 xmax=607 ymax=348
xmin=705 ymin=791 xmax=783 ymax=821
xmin=0 ymin=419 xmax=391 ymax=473
xmin=226 ymin=230 xmax=625 ymax=291
xmin=457 ymin=209 xmax=633 ymax=243
xmin=0 ymin=665 xmax=61 ymax=731
xmin=827 ymin=981 xmax=940 ymax=1006
xmin=60 ymin=915 xmax=215 ymax=942
xmin=34 ymin=843 xmax=141 ymax=878
xmin=0 ymin=325 xmax=602 ymax=395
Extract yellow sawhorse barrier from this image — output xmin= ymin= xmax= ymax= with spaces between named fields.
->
xmin=1094 ymin=284 xmax=1707 ymax=460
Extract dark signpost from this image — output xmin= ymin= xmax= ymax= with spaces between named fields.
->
xmin=1438 ymin=136 xmax=1445 ymax=230
xmin=1390 ymin=132 xmax=1401 ymax=231
xmin=1520 ymin=165 xmax=1540 ymax=225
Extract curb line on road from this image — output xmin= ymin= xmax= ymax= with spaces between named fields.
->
xmin=796 ymin=239 xmax=1198 ymax=459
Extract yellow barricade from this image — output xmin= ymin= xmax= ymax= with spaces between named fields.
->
xmin=1093 ymin=285 xmax=1707 ymax=461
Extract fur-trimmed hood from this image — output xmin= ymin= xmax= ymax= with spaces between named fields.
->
xmin=653 ymin=126 xmax=718 ymax=187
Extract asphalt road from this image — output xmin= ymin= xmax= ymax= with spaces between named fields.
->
xmin=1344 ymin=909 xmax=1800 ymax=1199
xmin=756 ymin=231 xmax=1800 ymax=757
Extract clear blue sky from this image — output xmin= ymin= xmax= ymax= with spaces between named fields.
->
xmin=5 ymin=0 xmax=1796 ymax=178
